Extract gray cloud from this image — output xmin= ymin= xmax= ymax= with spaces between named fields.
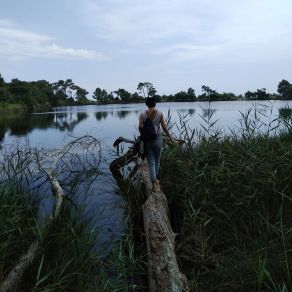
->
xmin=1 ymin=0 xmax=291 ymax=94
xmin=0 ymin=21 xmax=106 ymax=61
xmin=79 ymin=0 xmax=292 ymax=63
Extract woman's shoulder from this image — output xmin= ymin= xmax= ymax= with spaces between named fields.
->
xmin=156 ymin=109 xmax=163 ymax=118
xmin=139 ymin=110 xmax=147 ymax=119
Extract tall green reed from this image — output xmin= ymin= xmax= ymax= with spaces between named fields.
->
xmin=161 ymin=104 xmax=292 ymax=291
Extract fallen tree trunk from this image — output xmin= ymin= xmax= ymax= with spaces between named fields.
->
xmin=0 ymin=242 xmax=39 ymax=292
xmin=111 ymin=151 xmax=189 ymax=292
xmin=139 ymin=160 xmax=189 ymax=292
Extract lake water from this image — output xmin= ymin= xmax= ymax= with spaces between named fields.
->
xmin=2 ymin=100 xmax=292 ymax=148
xmin=1 ymin=100 xmax=292 ymax=250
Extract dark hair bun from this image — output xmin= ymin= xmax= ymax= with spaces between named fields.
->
xmin=145 ymin=97 xmax=156 ymax=108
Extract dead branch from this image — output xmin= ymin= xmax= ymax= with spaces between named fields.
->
xmin=0 ymin=242 xmax=39 ymax=292
xmin=0 ymin=135 xmax=101 ymax=292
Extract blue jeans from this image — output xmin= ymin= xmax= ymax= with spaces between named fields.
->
xmin=145 ymin=135 xmax=162 ymax=183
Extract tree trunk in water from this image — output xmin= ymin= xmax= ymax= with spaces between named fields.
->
xmin=139 ymin=160 xmax=189 ymax=292
xmin=110 ymin=153 xmax=189 ymax=292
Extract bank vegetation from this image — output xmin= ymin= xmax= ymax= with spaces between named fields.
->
xmin=2 ymin=106 xmax=292 ymax=290
xmin=1 ymin=73 xmax=292 ymax=111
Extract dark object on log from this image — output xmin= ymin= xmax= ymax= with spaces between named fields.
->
xmin=113 ymin=136 xmax=135 ymax=155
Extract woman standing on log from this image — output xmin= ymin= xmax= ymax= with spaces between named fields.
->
xmin=139 ymin=97 xmax=178 ymax=191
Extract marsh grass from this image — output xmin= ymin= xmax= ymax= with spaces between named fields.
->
xmin=0 ymin=141 xmax=147 ymax=292
xmin=160 ymin=106 xmax=292 ymax=291
xmin=0 ymin=185 xmax=38 ymax=281
xmin=0 ymin=182 xmax=147 ymax=291
xmin=108 ymin=180 xmax=148 ymax=290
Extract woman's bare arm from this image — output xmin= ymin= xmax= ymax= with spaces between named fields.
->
xmin=139 ymin=114 xmax=144 ymax=129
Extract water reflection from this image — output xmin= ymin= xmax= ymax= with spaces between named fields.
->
xmin=2 ymin=102 xmax=292 ymax=147
xmin=0 ymin=108 xmax=139 ymax=146
xmin=0 ymin=112 xmax=55 ymax=137
xmin=177 ymin=109 xmax=196 ymax=116
xmin=0 ymin=111 xmax=89 ymax=144
xmin=95 ymin=110 xmax=133 ymax=122
xmin=53 ymin=112 xmax=88 ymax=131
xmin=95 ymin=112 xmax=109 ymax=121
xmin=114 ymin=111 xmax=131 ymax=119
xmin=188 ymin=109 xmax=195 ymax=116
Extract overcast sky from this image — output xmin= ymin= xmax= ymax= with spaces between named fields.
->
xmin=0 ymin=0 xmax=291 ymax=96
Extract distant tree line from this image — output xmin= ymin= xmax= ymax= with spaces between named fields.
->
xmin=0 ymin=73 xmax=292 ymax=111
xmin=0 ymin=75 xmax=90 ymax=110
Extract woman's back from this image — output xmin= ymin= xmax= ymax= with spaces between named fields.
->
xmin=140 ymin=110 xmax=162 ymax=134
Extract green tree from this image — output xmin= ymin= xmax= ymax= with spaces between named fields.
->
xmin=31 ymin=80 xmax=53 ymax=104
xmin=52 ymin=79 xmax=75 ymax=100
xmin=201 ymin=85 xmax=216 ymax=96
xmin=174 ymin=91 xmax=189 ymax=101
xmin=64 ymin=79 xmax=75 ymax=99
xmin=137 ymin=82 xmax=157 ymax=98
xmin=52 ymin=80 xmax=65 ymax=94
xmin=108 ymin=92 xmax=114 ymax=100
xmin=52 ymin=80 xmax=67 ymax=104
xmin=187 ymin=87 xmax=196 ymax=101
xmin=278 ymin=79 xmax=292 ymax=99
xmin=0 ymin=74 xmax=5 ymax=86
xmin=244 ymin=91 xmax=256 ymax=100
xmin=114 ymin=88 xmax=132 ymax=101
xmin=131 ymin=92 xmax=142 ymax=101
xmin=161 ymin=94 xmax=173 ymax=102
xmin=74 ymin=86 xmax=89 ymax=101
xmin=154 ymin=94 xmax=162 ymax=102
xmin=245 ymin=89 xmax=269 ymax=100
xmin=93 ymin=87 xmax=108 ymax=101
xmin=9 ymin=79 xmax=29 ymax=98
xmin=8 ymin=79 xmax=40 ymax=110
xmin=200 ymin=85 xmax=220 ymax=101
xmin=0 ymin=74 xmax=10 ymax=102
xmin=255 ymin=88 xmax=268 ymax=100
xmin=221 ymin=92 xmax=236 ymax=101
